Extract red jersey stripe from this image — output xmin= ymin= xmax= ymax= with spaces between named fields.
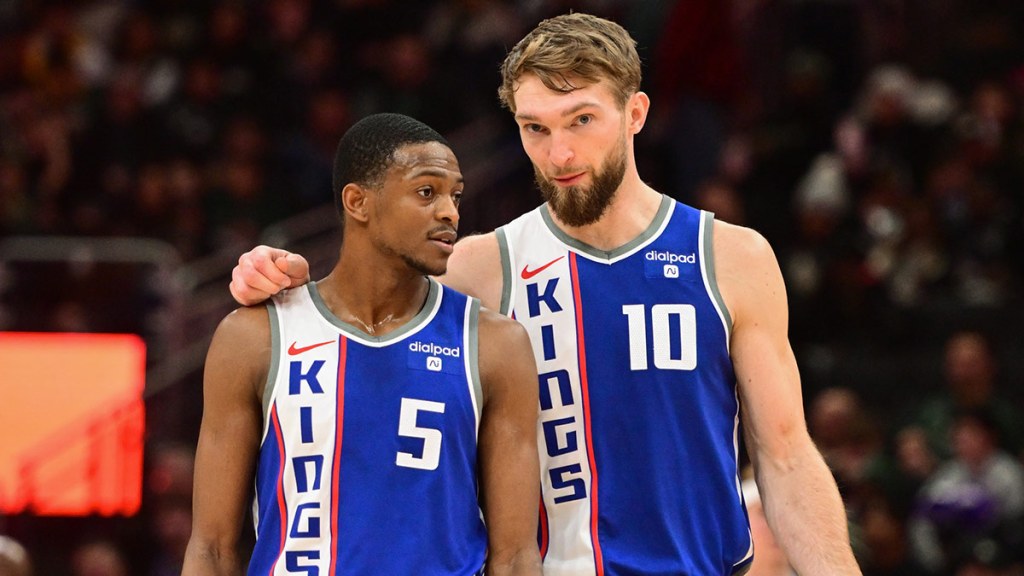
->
xmin=570 ymin=253 xmax=604 ymax=574
xmin=539 ymin=496 xmax=549 ymax=559
xmin=329 ymin=338 xmax=348 ymax=576
xmin=270 ymin=406 xmax=287 ymax=576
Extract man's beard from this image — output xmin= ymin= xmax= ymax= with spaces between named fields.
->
xmin=374 ymin=234 xmax=451 ymax=277
xmin=400 ymin=254 xmax=446 ymax=277
xmin=535 ymin=138 xmax=628 ymax=227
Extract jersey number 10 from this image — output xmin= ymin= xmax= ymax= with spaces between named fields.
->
xmin=622 ymin=304 xmax=697 ymax=371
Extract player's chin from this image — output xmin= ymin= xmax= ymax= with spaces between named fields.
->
xmin=425 ymin=260 xmax=448 ymax=276
xmin=406 ymin=254 xmax=448 ymax=277
xmin=424 ymin=265 xmax=447 ymax=278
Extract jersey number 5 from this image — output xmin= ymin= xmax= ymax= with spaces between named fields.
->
xmin=396 ymin=398 xmax=446 ymax=470
xmin=622 ymin=304 xmax=697 ymax=371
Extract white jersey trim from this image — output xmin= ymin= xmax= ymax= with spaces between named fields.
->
xmin=536 ymin=195 xmax=675 ymax=265
xmin=464 ymin=298 xmax=482 ymax=436
xmin=698 ymin=211 xmax=732 ymax=349
xmin=307 ymin=278 xmax=443 ymax=348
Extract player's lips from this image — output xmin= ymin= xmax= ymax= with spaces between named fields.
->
xmin=428 ymin=229 xmax=457 ymax=253
xmin=552 ymin=172 xmax=585 ymax=186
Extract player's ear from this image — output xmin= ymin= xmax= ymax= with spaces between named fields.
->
xmin=341 ymin=183 xmax=371 ymax=223
xmin=627 ymin=91 xmax=650 ymax=135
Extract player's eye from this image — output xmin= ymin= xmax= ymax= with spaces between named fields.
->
xmin=577 ymin=114 xmax=593 ymax=126
xmin=417 ymin=187 xmax=434 ymax=198
xmin=524 ymin=123 xmax=546 ymax=134
xmin=452 ymin=191 xmax=463 ymax=206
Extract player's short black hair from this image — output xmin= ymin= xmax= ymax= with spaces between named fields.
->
xmin=332 ymin=113 xmax=450 ymax=219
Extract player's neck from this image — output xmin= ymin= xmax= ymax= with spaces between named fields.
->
xmin=318 ymin=251 xmax=430 ymax=336
xmin=549 ymin=174 xmax=663 ymax=252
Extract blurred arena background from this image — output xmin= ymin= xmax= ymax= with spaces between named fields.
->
xmin=0 ymin=0 xmax=1022 ymax=574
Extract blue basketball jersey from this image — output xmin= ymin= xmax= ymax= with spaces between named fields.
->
xmin=497 ymin=196 xmax=752 ymax=576
xmin=250 ymin=279 xmax=487 ymax=575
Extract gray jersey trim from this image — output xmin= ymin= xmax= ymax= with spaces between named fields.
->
xmin=495 ymin=228 xmax=513 ymax=316
xmin=701 ymin=211 xmax=733 ymax=336
xmin=538 ymin=194 xmax=673 ymax=261
xmin=307 ymin=278 xmax=441 ymax=344
xmin=263 ymin=300 xmax=281 ymax=423
xmin=468 ymin=298 xmax=483 ymax=423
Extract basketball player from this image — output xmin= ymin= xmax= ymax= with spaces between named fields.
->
xmin=228 ymin=14 xmax=862 ymax=576
xmin=183 ymin=114 xmax=542 ymax=575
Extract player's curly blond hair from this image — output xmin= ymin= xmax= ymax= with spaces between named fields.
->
xmin=498 ymin=13 xmax=641 ymax=113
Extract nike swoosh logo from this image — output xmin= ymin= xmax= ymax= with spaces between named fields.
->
xmin=288 ymin=340 xmax=335 ymax=355
xmin=521 ymin=256 xmax=565 ymax=280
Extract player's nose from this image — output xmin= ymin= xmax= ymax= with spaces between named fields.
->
xmin=548 ymin=131 xmax=575 ymax=167
xmin=435 ymin=193 xmax=459 ymax=225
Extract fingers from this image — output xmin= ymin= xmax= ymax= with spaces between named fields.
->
xmin=276 ymin=253 xmax=311 ymax=287
xmin=229 ymin=246 xmax=293 ymax=306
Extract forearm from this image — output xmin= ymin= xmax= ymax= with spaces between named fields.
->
xmin=485 ymin=547 xmax=543 ymax=576
xmin=181 ymin=541 xmax=244 ymax=576
xmin=756 ymin=442 xmax=862 ymax=575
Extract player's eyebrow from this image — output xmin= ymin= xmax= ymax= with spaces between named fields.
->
xmin=515 ymin=101 xmax=600 ymax=122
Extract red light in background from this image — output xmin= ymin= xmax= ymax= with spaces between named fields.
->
xmin=0 ymin=332 xmax=146 ymax=516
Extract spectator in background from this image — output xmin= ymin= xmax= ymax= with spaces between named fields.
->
xmin=164 ymin=156 xmax=209 ymax=260
xmin=69 ymin=540 xmax=129 ymax=576
xmin=857 ymin=497 xmax=929 ymax=576
xmin=423 ymin=0 xmax=524 ymax=127
xmin=915 ymin=330 xmax=1024 ymax=460
xmin=148 ymin=498 xmax=192 ymax=576
xmin=22 ymin=5 xmax=98 ymax=105
xmin=951 ymin=543 xmax=1023 ymax=576
xmin=808 ymin=387 xmax=887 ymax=492
xmin=145 ymin=443 xmax=194 ymax=576
xmin=278 ymin=87 xmax=351 ymax=210
xmin=110 ymin=9 xmax=178 ymax=111
xmin=646 ymin=0 xmax=743 ymax=202
xmin=884 ymin=426 xmax=941 ymax=513
xmin=802 ymin=384 xmax=929 ymax=562
xmin=0 ymin=536 xmax=31 ymax=576
xmin=909 ymin=409 xmax=1024 ymax=574
xmin=939 ymin=81 xmax=1019 ymax=307
xmin=693 ymin=178 xmax=747 ymax=225
xmin=781 ymin=124 xmax=864 ymax=344
xmin=350 ymin=33 xmax=450 ymax=130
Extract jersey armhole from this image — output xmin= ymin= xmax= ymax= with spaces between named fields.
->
xmin=699 ymin=211 xmax=734 ymax=344
xmin=261 ymin=299 xmax=281 ymax=435
xmin=465 ymin=297 xmax=483 ymax=433
xmin=495 ymin=227 xmax=514 ymax=317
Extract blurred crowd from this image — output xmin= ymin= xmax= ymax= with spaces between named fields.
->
xmin=0 ymin=0 xmax=1022 ymax=574
xmin=805 ymin=331 xmax=1024 ymax=576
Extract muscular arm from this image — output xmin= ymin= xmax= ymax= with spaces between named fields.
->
xmin=232 ymin=235 xmax=506 ymax=311
xmin=436 ymin=233 xmax=504 ymax=310
xmin=476 ymin=309 xmax=542 ymax=576
xmin=182 ymin=306 xmax=270 ymax=575
xmin=715 ymin=221 xmax=861 ymax=575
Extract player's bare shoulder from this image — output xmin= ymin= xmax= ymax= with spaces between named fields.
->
xmin=213 ymin=305 xmax=271 ymax=350
xmin=207 ymin=304 xmax=273 ymax=402
xmin=475 ymin=305 xmax=537 ymax=404
xmin=439 ymin=232 xmax=502 ymax=309
xmin=476 ymin=305 xmax=532 ymax=368
xmin=711 ymin=219 xmax=786 ymax=323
